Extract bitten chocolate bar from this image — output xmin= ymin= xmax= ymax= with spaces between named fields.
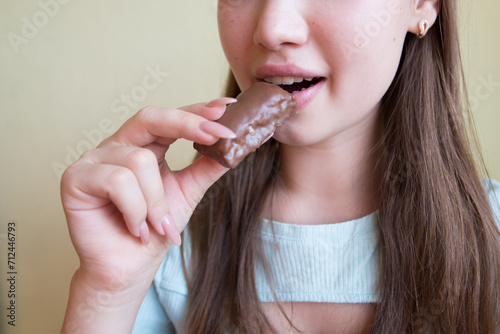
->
xmin=194 ymin=82 xmax=297 ymax=168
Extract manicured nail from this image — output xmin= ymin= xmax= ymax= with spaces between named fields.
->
xmin=161 ymin=214 xmax=182 ymax=246
xmin=139 ymin=221 xmax=150 ymax=245
xmin=199 ymin=121 xmax=236 ymax=139
xmin=206 ymin=97 xmax=237 ymax=108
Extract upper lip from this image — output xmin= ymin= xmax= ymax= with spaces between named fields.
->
xmin=254 ymin=63 xmax=323 ymax=81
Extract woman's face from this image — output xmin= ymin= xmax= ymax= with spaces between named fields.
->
xmin=218 ymin=0 xmax=416 ymax=147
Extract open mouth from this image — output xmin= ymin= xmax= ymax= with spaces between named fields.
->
xmin=264 ymin=77 xmax=324 ymax=94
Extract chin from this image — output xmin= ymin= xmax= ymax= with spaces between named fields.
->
xmin=273 ymin=125 xmax=322 ymax=148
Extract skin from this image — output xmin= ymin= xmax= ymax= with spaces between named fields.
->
xmin=218 ymin=0 xmax=438 ymax=224
xmin=61 ymin=0 xmax=439 ymax=333
xmin=218 ymin=1 xmax=438 ymax=332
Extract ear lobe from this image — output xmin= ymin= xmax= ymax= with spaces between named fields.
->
xmin=408 ymin=0 xmax=441 ymax=36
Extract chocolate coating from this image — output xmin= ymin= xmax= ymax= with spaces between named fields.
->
xmin=194 ymin=82 xmax=297 ymax=168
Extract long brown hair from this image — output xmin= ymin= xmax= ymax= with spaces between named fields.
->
xmin=183 ymin=0 xmax=500 ymax=332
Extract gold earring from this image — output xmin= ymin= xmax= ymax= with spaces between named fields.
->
xmin=416 ymin=19 xmax=430 ymax=39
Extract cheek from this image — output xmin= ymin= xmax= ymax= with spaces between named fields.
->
xmin=333 ymin=1 xmax=407 ymax=64
xmin=217 ymin=4 xmax=255 ymax=89
xmin=323 ymin=3 xmax=408 ymax=109
xmin=217 ymin=9 xmax=239 ymax=62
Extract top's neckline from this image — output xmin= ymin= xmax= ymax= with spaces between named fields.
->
xmin=260 ymin=211 xmax=379 ymax=241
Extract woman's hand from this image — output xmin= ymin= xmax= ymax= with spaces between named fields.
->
xmin=60 ymin=98 xmax=236 ymax=333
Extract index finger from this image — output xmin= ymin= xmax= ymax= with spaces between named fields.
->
xmin=180 ymin=97 xmax=237 ymax=121
xmin=106 ymin=105 xmax=235 ymax=148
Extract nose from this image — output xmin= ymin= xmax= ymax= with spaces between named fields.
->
xmin=253 ymin=0 xmax=308 ymax=50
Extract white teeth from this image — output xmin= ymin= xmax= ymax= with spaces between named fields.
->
xmin=264 ymin=77 xmax=283 ymax=85
xmin=281 ymin=77 xmax=295 ymax=85
xmin=292 ymin=87 xmax=308 ymax=94
xmin=265 ymin=77 xmax=283 ymax=85
xmin=264 ymin=76 xmax=315 ymax=85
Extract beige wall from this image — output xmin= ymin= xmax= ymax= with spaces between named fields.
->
xmin=459 ymin=1 xmax=500 ymax=179
xmin=1 ymin=1 xmax=227 ymax=333
xmin=0 ymin=1 xmax=499 ymax=333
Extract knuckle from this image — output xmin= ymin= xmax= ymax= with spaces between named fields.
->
xmin=107 ymin=168 xmax=134 ymax=188
xmin=183 ymin=175 xmax=205 ymax=209
xmin=78 ymin=149 xmax=97 ymax=162
xmin=124 ymin=149 xmax=157 ymax=171
xmin=97 ymin=136 xmax=112 ymax=148
xmin=149 ymin=197 xmax=167 ymax=214
xmin=60 ymin=158 xmax=90 ymax=188
xmin=178 ymin=112 xmax=199 ymax=135
xmin=136 ymin=105 xmax=157 ymax=119
xmin=60 ymin=164 xmax=77 ymax=188
xmin=177 ymin=110 xmax=193 ymax=125
xmin=180 ymin=112 xmax=195 ymax=128
xmin=127 ymin=201 xmax=148 ymax=219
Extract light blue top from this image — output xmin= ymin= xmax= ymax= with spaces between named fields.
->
xmin=132 ymin=179 xmax=500 ymax=333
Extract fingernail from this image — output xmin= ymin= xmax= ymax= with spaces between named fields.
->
xmin=139 ymin=221 xmax=150 ymax=245
xmin=199 ymin=121 xmax=236 ymax=139
xmin=161 ymin=214 xmax=182 ymax=246
xmin=206 ymin=97 xmax=237 ymax=107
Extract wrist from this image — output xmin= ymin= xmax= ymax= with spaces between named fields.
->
xmin=62 ymin=269 xmax=151 ymax=334
xmin=75 ymin=250 xmax=165 ymax=292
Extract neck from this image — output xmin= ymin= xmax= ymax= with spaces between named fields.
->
xmin=265 ymin=114 xmax=383 ymax=225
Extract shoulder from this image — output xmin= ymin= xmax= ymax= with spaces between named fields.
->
xmin=483 ymin=179 xmax=500 ymax=227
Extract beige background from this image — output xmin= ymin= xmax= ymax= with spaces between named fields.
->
xmin=0 ymin=1 xmax=499 ymax=333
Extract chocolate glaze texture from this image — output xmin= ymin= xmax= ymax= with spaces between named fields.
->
xmin=194 ymin=82 xmax=297 ymax=168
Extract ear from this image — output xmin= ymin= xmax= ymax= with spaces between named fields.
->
xmin=408 ymin=0 xmax=441 ymax=36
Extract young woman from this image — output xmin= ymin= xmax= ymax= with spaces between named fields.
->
xmin=61 ymin=0 xmax=500 ymax=333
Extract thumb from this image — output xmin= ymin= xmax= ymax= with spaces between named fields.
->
xmin=174 ymin=155 xmax=229 ymax=216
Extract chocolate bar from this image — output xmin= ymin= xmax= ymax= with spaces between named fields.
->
xmin=194 ymin=82 xmax=297 ymax=168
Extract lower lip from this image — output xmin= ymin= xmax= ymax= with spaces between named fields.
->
xmin=291 ymin=78 xmax=325 ymax=111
